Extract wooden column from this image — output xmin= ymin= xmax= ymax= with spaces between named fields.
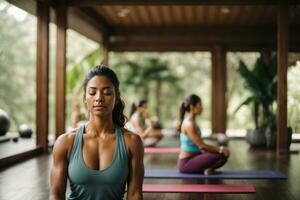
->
xmin=211 ymin=46 xmax=227 ymax=134
xmin=277 ymin=3 xmax=289 ymax=153
xmin=102 ymin=35 xmax=109 ymax=65
xmin=55 ymin=4 xmax=67 ymax=138
xmin=36 ymin=0 xmax=49 ymax=152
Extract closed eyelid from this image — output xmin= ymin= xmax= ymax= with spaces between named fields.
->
xmin=103 ymin=88 xmax=113 ymax=93
xmin=87 ymin=87 xmax=96 ymax=91
xmin=87 ymin=87 xmax=113 ymax=91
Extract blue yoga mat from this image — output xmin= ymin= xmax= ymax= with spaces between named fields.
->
xmin=145 ymin=169 xmax=287 ymax=179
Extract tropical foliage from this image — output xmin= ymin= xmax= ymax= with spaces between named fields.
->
xmin=66 ymin=47 xmax=102 ymax=127
xmin=0 ymin=2 xmax=36 ymax=131
xmin=67 ymin=48 xmax=102 ymax=95
xmin=114 ymin=57 xmax=182 ymax=118
xmin=288 ymin=61 xmax=300 ymax=132
xmin=108 ymin=52 xmax=214 ymax=128
xmin=235 ymin=55 xmax=277 ymax=129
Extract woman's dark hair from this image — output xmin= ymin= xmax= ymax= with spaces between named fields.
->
xmin=130 ymin=99 xmax=147 ymax=117
xmin=177 ymin=94 xmax=201 ymax=132
xmin=83 ymin=64 xmax=126 ymax=127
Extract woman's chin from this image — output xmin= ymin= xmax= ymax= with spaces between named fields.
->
xmin=92 ymin=111 xmax=110 ymax=117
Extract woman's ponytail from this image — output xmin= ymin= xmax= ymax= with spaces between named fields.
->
xmin=130 ymin=102 xmax=137 ymax=117
xmin=177 ymin=101 xmax=186 ymax=132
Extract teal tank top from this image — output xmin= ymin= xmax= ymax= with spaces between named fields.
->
xmin=67 ymin=125 xmax=129 ymax=200
xmin=180 ymin=125 xmax=202 ymax=153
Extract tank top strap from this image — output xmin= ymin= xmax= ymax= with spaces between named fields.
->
xmin=69 ymin=125 xmax=84 ymax=162
xmin=115 ymin=126 xmax=128 ymax=161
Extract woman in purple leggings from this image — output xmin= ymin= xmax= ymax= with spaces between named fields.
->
xmin=177 ymin=94 xmax=230 ymax=175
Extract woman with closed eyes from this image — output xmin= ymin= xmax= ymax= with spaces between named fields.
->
xmin=50 ymin=65 xmax=144 ymax=200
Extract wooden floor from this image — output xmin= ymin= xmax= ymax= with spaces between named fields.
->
xmin=0 ymin=138 xmax=300 ymax=200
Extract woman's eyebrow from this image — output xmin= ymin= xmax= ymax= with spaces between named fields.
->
xmin=88 ymin=86 xmax=113 ymax=90
xmin=103 ymin=87 xmax=113 ymax=90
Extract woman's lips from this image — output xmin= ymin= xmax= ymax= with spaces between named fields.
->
xmin=93 ymin=105 xmax=106 ymax=110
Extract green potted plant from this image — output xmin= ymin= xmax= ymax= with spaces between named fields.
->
xmin=235 ymin=54 xmax=277 ymax=148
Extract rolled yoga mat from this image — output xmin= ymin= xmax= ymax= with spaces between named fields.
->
xmin=144 ymin=147 xmax=180 ymax=154
xmin=145 ymin=169 xmax=287 ymax=179
xmin=142 ymin=184 xmax=256 ymax=193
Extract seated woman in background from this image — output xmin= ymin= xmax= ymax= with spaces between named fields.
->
xmin=50 ymin=65 xmax=144 ymax=200
xmin=70 ymin=94 xmax=86 ymax=130
xmin=126 ymin=99 xmax=163 ymax=147
xmin=177 ymin=94 xmax=230 ymax=175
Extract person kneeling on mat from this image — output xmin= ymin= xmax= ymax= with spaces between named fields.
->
xmin=126 ymin=99 xmax=163 ymax=147
xmin=177 ymin=94 xmax=230 ymax=175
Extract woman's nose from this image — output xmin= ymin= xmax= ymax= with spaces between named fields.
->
xmin=95 ymin=92 xmax=104 ymax=102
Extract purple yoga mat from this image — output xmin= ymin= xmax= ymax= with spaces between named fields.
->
xmin=144 ymin=147 xmax=180 ymax=154
xmin=145 ymin=169 xmax=287 ymax=179
xmin=142 ymin=184 xmax=255 ymax=193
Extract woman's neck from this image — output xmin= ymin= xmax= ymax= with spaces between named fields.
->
xmin=136 ymin=109 xmax=144 ymax=116
xmin=187 ymin=112 xmax=196 ymax=121
xmin=87 ymin=115 xmax=115 ymax=137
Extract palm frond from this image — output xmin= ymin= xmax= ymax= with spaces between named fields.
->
xmin=234 ymin=96 xmax=259 ymax=113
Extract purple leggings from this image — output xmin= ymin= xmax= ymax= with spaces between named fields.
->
xmin=178 ymin=152 xmax=227 ymax=173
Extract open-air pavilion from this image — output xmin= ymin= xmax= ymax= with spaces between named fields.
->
xmin=0 ymin=0 xmax=300 ymax=199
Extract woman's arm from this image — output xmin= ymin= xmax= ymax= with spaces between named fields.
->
xmin=184 ymin=122 xmax=229 ymax=156
xmin=126 ymin=134 xmax=144 ymax=200
xmin=50 ymin=134 xmax=69 ymax=200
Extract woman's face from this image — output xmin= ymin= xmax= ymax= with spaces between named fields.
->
xmin=191 ymin=102 xmax=203 ymax=115
xmin=138 ymin=103 xmax=148 ymax=117
xmin=84 ymin=75 xmax=117 ymax=118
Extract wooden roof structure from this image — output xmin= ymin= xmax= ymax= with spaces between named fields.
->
xmin=9 ymin=0 xmax=300 ymax=51
xmin=1 ymin=0 xmax=299 ymax=167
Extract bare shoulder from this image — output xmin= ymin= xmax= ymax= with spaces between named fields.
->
xmin=54 ymin=129 xmax=76 ymax=147
xmin=121 ymin=128 xmax=144 ymax=154
xmin=53 ymin=129 xmax=78 ymax=159
xmin=183 ymin=120 xmax=197 ymax=130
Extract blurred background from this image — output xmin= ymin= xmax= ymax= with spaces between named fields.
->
xmin=1 ymin=0 xmax=300 ymax=157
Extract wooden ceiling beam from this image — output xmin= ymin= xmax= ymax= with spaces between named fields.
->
xmin=109 ymin=33 xmax=300 ymax=52
xmin=67 ymin=8 xmax=103 ymax=43
xmin=111 ymin=25 xmax=279 ymax=36
xmin=75 ymin=7 xmax=112 ymax=37
xmin=7 ymin=0 xmax=36 ymax=14
xmin=111 ymin=25 xmax=300 ymax=35
xmin=110 ymin=36 xmax=276 ymax=46
xmin=6 ymin=0 xmax=107 ymax=43
xmin=110 ymin=42 xmax=300 ymax=52
xmin=109 ymin=26 xmax=300 ymax=45
xmin=109 ymin=43 xmax=276 ymax=52
xmin=67 ymin=0 xmax=300 ymax=6
xmin=110 ymin=44 xmax=216 ymax=52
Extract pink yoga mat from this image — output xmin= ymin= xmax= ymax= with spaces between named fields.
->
xmin=142 ymin=184 xmax=255 ymax=193
xmin=144 ymin=147 xmax=180 ymax=154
